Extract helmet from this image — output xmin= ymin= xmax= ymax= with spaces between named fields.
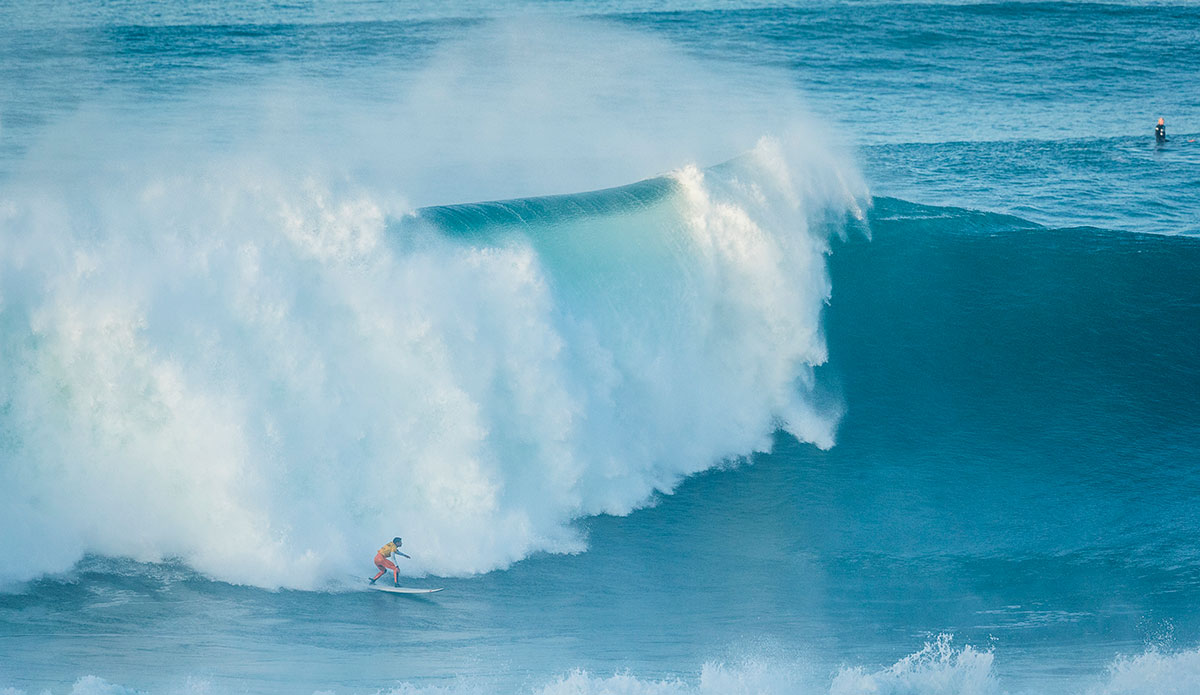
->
xmin=393 ymin=537 xmax=403 ymax=545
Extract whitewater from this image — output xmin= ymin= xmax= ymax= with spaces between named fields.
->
xmin=0 ymin=138 xmax=859 ymax=585
xmin=2 ymin=1 xmax=1200 ymax=694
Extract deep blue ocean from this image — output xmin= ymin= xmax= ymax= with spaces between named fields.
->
xmin=2 ymin=1 xmax=1199 ymax=694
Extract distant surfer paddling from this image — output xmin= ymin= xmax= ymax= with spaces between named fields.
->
xmin=1155 ymin=117 xmax=1168 ymax=144
xmin=369 ymin=537 xmax=410 ymax=586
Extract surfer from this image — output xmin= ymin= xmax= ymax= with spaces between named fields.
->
xmin=1156 ymin=117 xmax=1168 ymax=144
xmin=369 ymin=537 xmax=410 ymax=586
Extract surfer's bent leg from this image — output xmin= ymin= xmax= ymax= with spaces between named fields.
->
xmin=373 ymin=553 xmax=397 ymax=582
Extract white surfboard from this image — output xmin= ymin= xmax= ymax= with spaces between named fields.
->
xmin=351 ymin=576 xmax=443 ymax=594
xmin=369 ymin=584 xmax=444 ymax=594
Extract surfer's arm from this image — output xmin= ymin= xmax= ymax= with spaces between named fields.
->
xmin=396 ymin=551 xmax=411 ymax=559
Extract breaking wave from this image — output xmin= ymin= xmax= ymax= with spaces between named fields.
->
xmin=0 ymin=18 xmax=864 ymax=587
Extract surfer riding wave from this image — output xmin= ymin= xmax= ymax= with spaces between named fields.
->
xmin=370 ymin=537 xmax=410 ymax=586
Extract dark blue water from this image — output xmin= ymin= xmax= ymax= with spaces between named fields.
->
xmin=2 ymin=2 xmax=1200 ymax=694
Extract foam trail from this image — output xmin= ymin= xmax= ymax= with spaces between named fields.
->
xmin=0 ymin=19 xmax=865 ymax=589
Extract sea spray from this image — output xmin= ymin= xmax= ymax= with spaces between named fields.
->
xmin=1086 ymin=646 xmax=1200 ymax=695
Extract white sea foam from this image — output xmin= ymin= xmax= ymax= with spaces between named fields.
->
xmin=1085 ymin=645 xmax=1200 ymax=695
xmin=829 ymin=634 xmax=998 ymax=695
xmin=0 ymin=19 xmax=864 ymax=589
xmin=11 ymin=642 xmax=1200 ymax=694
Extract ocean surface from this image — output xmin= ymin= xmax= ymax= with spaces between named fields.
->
xmin=2 ymin=1 xmax=1199 ymax=693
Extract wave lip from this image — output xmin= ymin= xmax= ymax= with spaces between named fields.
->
xmin=411 ymin=177 xmax=678 ymax=234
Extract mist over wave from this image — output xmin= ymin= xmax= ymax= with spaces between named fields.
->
xmin=0 ymin=19 xmax=865 ymax=588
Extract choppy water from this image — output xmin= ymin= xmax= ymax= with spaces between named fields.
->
xmin=1 ymin=1 xmax=1199 ymax=694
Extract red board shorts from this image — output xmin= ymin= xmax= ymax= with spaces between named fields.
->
xmin=374 ymin=553 xmax=397 ymax=572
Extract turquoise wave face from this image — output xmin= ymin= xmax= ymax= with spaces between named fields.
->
xmin=824 ymin=196 xmax=1200 ymax=562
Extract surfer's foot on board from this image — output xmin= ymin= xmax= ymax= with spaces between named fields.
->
xmin=368 ymin=577 xmax=377 ymax=585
